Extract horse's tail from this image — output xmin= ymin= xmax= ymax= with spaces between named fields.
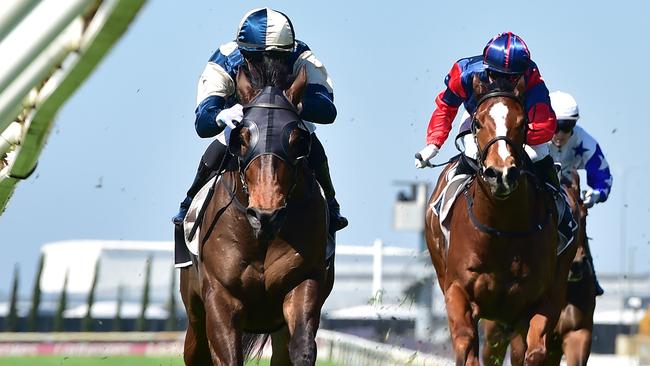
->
xmin=243 ymin=333 xmax=270 ymax=361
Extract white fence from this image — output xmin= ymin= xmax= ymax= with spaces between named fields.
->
xmin=327 ymin=240 xmax=427 ymax=311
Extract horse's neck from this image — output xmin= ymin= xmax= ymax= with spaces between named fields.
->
xmin=290 ymin=166 xmax=316 ymax=204
xmin=472 ymin=178 xmax=537 ymax=228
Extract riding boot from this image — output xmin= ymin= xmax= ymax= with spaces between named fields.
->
xmin=313 ymin=161 xmax=348 ymax=232
xmin=583 ymin=237 xmax=605 ymax=296
xmin=533 ymin=155 xmax=577 ymax=252
xmin=172 ymin=161 xmax=214 ymax=225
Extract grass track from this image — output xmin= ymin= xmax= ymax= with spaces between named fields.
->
xmin=0 ymin=356 xmax=340 ymax=366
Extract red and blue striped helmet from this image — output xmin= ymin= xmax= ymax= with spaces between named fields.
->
xmin=483 ymin=32 xmax=531 ymax=75
xmin=236 ymin=8 xmax=295 ymax=52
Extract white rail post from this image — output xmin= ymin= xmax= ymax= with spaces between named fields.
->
xmin=372 ymin=239 xmax=383 ymax=299
xmin=0 ymin=0 xmax=94 ymax=131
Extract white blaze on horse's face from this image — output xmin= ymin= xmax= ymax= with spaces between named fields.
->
xmin=489 ymin=102 xmax=511 ymax=161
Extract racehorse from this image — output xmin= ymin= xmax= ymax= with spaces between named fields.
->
xmin=179 ymin=63 xmax=333 ymax=366
xmin=484 ymin=170 xmax=595 ymax=366
xmin=424 ymin=75 xmax=577 ymax=366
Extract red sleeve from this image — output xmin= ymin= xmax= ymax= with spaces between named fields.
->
xmin=526 ymin=103 xmax=556 ymax=145
xmin=425 ymin=63 xmax=464 ymax=146
xmin=426 ymin=93 xmax=460 ymax=146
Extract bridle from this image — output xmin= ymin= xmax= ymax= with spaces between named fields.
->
xmin=462 ymin=89 xmax=553 ymax=237
xmin=470 ymin=90 xmax=530 ymax=177
xmin=230 ymin=91 xmax=314 ymax=210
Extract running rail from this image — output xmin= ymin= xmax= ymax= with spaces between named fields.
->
xmin=0 ymin=0 xmax=146 ymax=214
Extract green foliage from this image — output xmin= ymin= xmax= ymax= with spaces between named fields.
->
xmin=81 ymin=259 xmax=101 ymax=331
xmin=27 ymin=254 xmax=44 ymax=331
xmin=164 ymin=267 xmax=177 ymax=331
xmin=53 ymin=270 xmax=69 ymax=332
xmin=5 ymin=264 xmax=19 ymax=331
xmin=135 ymin=255 xmax=152 ymax=331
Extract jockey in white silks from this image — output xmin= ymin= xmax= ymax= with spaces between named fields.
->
xmin=548 ymin=91 xmax=613 ymax=295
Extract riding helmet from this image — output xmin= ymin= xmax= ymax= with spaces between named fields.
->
xmin=483 ymin=32 xmax=531 ymax=75
xmin=236 ymin=8 xmax=295 ymax=52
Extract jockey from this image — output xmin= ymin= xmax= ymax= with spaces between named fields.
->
xmin=414 ymin=31 xmax=576 ymax=248
xmin=172 ymin=7 xmax=348 ymax=233
xmin=549 ymin=90 xmax=612 ymax=295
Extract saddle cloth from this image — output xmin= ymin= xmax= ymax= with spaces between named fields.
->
xmin=174 ymin=176 xmax=218 ymax=268
xmin=430 ymin=163 xmax=472 ymax=253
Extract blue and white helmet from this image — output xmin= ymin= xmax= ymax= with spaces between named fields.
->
xmin=236 ymin=8 xmax=295 ymax=52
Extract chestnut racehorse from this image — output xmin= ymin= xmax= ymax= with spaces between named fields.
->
xmin=179 ymin=64 xmax=333 ymax=365
xmin=425 ymin=76 xmax=576 ymax=366
xmin=484 ymin=170 xmax=595 ymax=366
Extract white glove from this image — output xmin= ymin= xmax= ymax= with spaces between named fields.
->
xmin=216 ymin=104 xmax=243 ymax=129
xmin=583 ymin=189 xmax=601 ymax=208
xmin=414 ymin=144 xmax=439 ymax=169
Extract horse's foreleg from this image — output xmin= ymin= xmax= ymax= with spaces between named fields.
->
xmin=445 ymin=283 xmax=480 ymax=366
xmin=202 ymin=280 xmax=244 ymax=366
xmin=562 ymin=329 xmax=592 ymax=366
xmin=481 ymin=320 xmax=510 ymax=366
xmin=180 ymin=268 xmax=213 ymax=366
xmin=283 ymin=278 xmax=321 ymax=366
xmin=527 ymin=233 xmax=577 ymax=366
xmin=510 ymin=328 xmax=526 ymax=366
xmin=270 ymin=325 xmax=291 ymax=366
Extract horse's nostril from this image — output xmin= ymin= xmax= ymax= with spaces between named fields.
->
xmin=484 ymin=166 xmax=499 ymax=179
xmin=506 ymin=167 xmax=520 ymax=183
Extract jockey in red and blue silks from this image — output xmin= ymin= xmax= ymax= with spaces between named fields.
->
xmin=415 ymin=32 xmax=577 ymax=250
xmin=549 ymin=91 xmax=612 ymax=296
xmin=172 ymin=8 xmax=347 ymax=242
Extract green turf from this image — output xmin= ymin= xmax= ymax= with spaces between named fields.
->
xmin=0 ymin=356 xmax=340 ymax=366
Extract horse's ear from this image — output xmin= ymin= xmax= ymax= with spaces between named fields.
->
xmin=236 ymin=67 xmax=256 ymax=105
xmin=513 ymin=75 xmax=526 ymax=98
xmin=285 ymin=66 xmax=307 ymax=107
xmin=472 ymin=74 xmax=488 ymax=96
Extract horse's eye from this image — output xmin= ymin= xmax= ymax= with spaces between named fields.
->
xmin=289 ymin=129 xmax=310 ymax=158
xmin=229 ymin=127 xmax=251 ymax=157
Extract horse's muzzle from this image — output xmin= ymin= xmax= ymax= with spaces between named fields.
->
xmin=483 ymin=165 xmax=520 ymax=198
xmin=246 ymin=206 xmax=288 ymax=240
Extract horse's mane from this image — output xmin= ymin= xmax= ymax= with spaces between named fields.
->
xmin=477 ymin=77 xmax=518 ymax=99
xmin=241 ymin=51 xmax=292 ymax=90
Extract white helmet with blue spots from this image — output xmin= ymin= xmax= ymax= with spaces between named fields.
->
xmin=236 ymin=8 xmax=295 ymax=52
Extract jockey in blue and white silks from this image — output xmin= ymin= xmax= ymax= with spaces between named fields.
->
xmin=173 ymin=8 xmax=347 ymax=234
xmin=548 ymin=90 xmax=611 ymax=295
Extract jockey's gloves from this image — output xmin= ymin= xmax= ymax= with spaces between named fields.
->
xmin=216 ymin=104 xmax=244 ymax=129
xmin=415 ymin=144 xmax=440 ymax=169
xmin=583 ymin=188 xmax=602 ymax=208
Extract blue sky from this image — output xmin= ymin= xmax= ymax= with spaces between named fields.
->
xmin=1 ymin=0 xmax=649 ymax=295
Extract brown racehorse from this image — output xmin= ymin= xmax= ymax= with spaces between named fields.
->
xmin=179 ymin=64 xmax=333 ymax=365
xmin=482 ymin=170 xmax=595 ymax=366
xmin=425 ymin=75 xmax=577 ymax=366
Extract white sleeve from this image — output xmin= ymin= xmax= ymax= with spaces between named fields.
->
xmin=292 ymin=50 xmax=333 ymax=93
xmin=196 ymin=62 xmax=235 ymax=106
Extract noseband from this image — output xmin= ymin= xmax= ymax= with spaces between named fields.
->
xmin=471 ymin=90 xmax=529 ymax=176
